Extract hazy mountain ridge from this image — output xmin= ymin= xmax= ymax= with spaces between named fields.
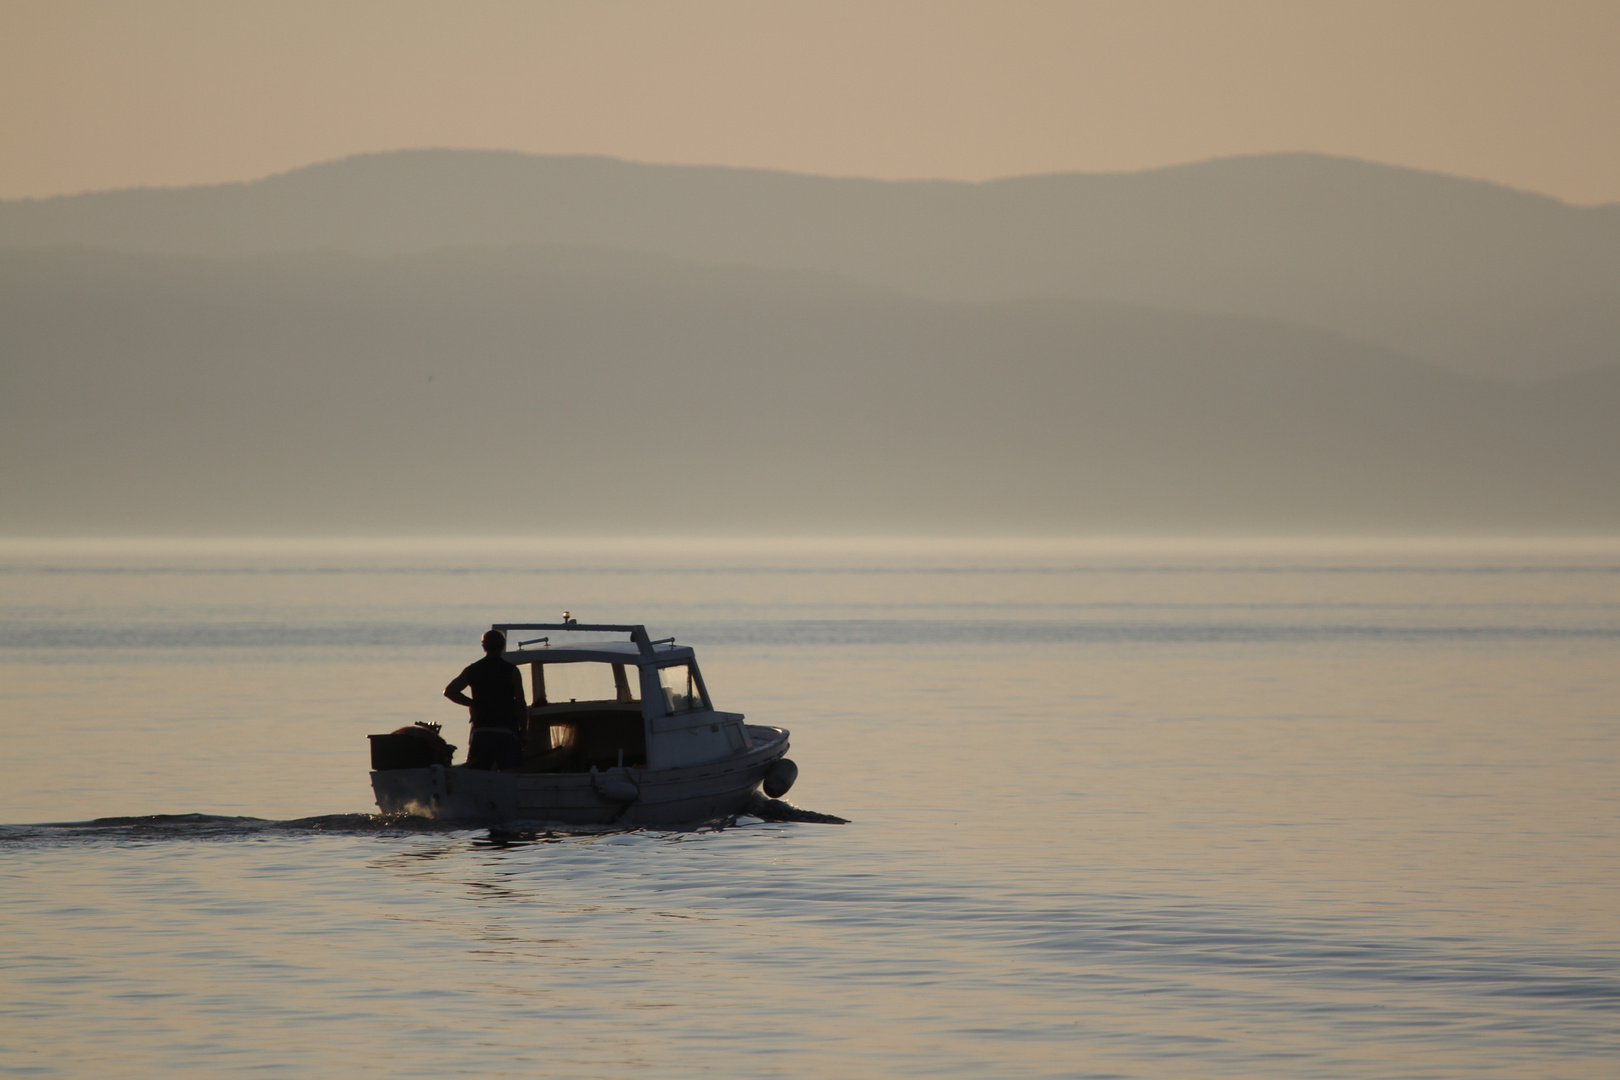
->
xmin=3 ymin=149 xmax=1617 ymax=382
xmin=3 ymin=245 xmax=1613 ymax=534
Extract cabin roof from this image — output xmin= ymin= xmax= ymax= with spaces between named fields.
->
xmin=503 ymin=640 xmax=693 ymax=665
xmin=491 ymin=622 xmax=694 ymax=665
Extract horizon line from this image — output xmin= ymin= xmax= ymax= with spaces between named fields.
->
xmin=4 ymin=534 xmax=1619 ymax=552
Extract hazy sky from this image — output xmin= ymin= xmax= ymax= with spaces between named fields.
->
xmin=4 ymin=0 xmax=1619 ymax=204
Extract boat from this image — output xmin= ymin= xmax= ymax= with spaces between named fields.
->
xmin=368 ymin=619 xmax=798 ymax=825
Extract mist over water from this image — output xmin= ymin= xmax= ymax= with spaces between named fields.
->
xmin=2 ymin=537 xmax=1617 ymax=1078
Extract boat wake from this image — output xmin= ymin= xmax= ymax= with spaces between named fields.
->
xmin=745 ymin=794 xmax=850 ymax=824
xmin=0 ymin=812 xmax=463 ymax=843
xmin=3 ymin=800 xmax=847 ymax=845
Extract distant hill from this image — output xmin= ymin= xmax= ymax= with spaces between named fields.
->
xmin=4 ymin=150 xmax=1619 ymax=384
xmin=3 ymin=245 xmax=1613 ymax=535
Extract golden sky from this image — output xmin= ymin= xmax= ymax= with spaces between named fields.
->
xmin=3 ymin=0 xmax=1618 ymax=203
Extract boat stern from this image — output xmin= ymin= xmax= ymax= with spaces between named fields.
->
xmin=371 ymin=764 xmax=518 ymax=821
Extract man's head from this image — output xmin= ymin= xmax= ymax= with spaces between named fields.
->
xmin=482 ymin=629 xmax=506 ymax=655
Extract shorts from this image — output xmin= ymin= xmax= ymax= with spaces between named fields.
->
xmin=466 ymin=726 xmax=523 ymax=771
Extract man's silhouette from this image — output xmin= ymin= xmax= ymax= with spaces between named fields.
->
xmin=444 ymin=629 xmax=526 ymax=771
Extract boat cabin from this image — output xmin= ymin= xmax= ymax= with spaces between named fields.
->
xmin=497 ymin=621 xmax=751 ymax=772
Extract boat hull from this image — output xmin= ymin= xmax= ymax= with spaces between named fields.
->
xmin=371 ymin=726 xmax=790 ymax=826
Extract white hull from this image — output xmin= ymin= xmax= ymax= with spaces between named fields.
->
xmin=372 ymin=726 xmax=789 ymax=826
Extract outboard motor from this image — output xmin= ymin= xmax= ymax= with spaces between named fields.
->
xmin=369 ymin=722 xmax=457 ymax=770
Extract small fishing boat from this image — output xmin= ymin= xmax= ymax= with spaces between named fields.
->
xmin=368 ymin=620 xmax=798 ymax=825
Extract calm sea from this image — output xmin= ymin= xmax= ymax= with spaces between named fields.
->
xmin=1 ymin=537 xmax=1616 ymax=1079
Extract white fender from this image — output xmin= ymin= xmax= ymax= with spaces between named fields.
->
xmin=591 ymin=766 xmax=640 ymax=804
xmin=764 ymin=758 xmax=798 ymax=798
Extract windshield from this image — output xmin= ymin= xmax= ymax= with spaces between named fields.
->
xmin=657 ymin=664 xmax=706 ymax=714
xmin=533 ymin=662 xmax=640 ymax=706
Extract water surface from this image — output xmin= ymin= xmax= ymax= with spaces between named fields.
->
xmin=2 ymin=538 xmax=1616 ymax=1078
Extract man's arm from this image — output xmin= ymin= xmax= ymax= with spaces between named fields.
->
xmin=444 ymin=671 xmax=474 ymax=710
xmin=510 ymin=665 xmax=527 ymax=708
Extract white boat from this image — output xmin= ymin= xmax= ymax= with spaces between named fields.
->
xmin=369 ymin=620 xmax=798 ymax=826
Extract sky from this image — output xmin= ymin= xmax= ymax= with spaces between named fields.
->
xmin=2 ymin=0 xmax=1619 ymax=204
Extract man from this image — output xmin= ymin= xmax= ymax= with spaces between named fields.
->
xmin=444 ymin=629 xmax=527 ymax=771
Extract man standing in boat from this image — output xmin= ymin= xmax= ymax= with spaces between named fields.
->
xmin=444 ymin=629 xmax=526 ymax=771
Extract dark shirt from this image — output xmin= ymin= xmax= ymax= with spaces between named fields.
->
xmin=460 ymin=654 xmax=524 ymax=730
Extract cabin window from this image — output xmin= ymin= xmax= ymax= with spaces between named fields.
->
xmin=534 ymin=661 xmax=640 ymax=705
xmin=657 ymin=664 xmax=706 ymax=714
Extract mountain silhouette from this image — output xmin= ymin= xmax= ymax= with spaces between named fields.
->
xmin=4 ymin=149 xmax=1618 ymax=383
